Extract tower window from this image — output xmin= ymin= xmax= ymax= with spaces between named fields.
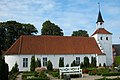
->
xmin=106 ymin=37 xmax=108 ymax=40
xmin=100 ymin=37 xmax=102 ymax=40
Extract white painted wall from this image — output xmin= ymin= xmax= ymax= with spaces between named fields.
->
xmin=97 ymin=55 xmax=106 ymax=66
xmin=5 ymin=54 xmax=105 ymax=71
xmin=92 ymin=34 xmax=113 ymax=66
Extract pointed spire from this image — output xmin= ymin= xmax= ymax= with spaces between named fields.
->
xmin=96 ymin=3 xmax=104 ymax=25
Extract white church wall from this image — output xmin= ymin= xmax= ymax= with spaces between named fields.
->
xmin=97 ymin=55 xmax=106 ymax=66
xmin=5 ymin=54 xmax=97 ymax=71
xmin=93 ymin=34 xmax=113 ymax=66
xmin=5 ymin=55 xmax=20 ymax=71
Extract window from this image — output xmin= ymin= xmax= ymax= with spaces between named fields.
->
xmin=106 ymin=37 xmax=108 ymax=40
xmin=100 ymin=37 xmax=102 ymax=40
xmin=43 ymin=57 xmax=47 ymax=66
xmin=60 ymin=57 xmax=64 ymax=61
xmin=23 ymin=58 xmax=28 ymax=67
xmin=76 ymin=57 xmax=80 ymax=64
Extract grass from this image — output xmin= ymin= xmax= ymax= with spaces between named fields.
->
xmin=115 ymin=56 xmax=120 ymax=65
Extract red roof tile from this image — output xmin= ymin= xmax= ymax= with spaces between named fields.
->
xmin=92 ymin=28 xmax=112 ymax=36
xmin=5 ymin=35 xmax=103 ymax=55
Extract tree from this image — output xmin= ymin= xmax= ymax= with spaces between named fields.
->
xmin=0 ymin=26 xmax=9 ymax=80
xmin=59 ymin=58 xmax=64 ymax=67
xmin=35 ymin=58 xmax=41 ymax=67
xmin=41 ymin=20 xmax=63 ymax=36
xmin=72 ymin=30 xmax=89 ymax=37
xmin=80 ymin=62 xmax=84 ymax=68
xmin=47 ymin=60 xmax=53 ymax=71
xmin=71 ymin=60 xmax=76 ymax=67
xmin=30 ymin=55 xmax=36 ymax=71
xmin=91 ymin=56 xmax=96 ymax=67
xmin=0 ymin=21 xmax=38 ymax=50
xmin=84 ymin=56 xmax=90 ymax=68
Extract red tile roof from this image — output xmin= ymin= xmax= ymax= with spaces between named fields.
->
xmin=5 ymin=35 xmax=103 ymax=55
xmin=92 ymin=28 xmax=112 ymax=36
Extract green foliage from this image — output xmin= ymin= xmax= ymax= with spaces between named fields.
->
xmin=91 ymin=56 xmax=96 ymax=67
xmin=102 ymin=72 xmax=120 ymax=76
xmin=30 ymin=56 xmax=35 ymax=71
xmin=59 ymin=57 xmax=64 ymax=67
xmin=66 ymin=64 xmax=69 ymax=67
xmin=22 ymin=71 xmax=49 ymax=80
xmin=0 ymin=21 xmax=38 ymax=50
xmin=10 ymin=62 xmax=19 ymax=73
xmin=41 ymin=20 xmax=63 ymax=36
xmin=0 ymin=54 xmax=9 ymax=80
xmin=114 ymin=56 xmax=120 ymax=66
xmin=38 ymin=71 xmax=50 ymax=80
xmin=35 ymin=58 xmax=41 ymax=67
xmin=47 ymin=60 xmax=53 ymax=71
xmin=72 ymin=30 xmax=89 ymax=37
xmin=9 ymin=62 xmax=19 ymax=80
xmin=80 ymin=62 xmax=84 ymax=68
xmin=84 ymin=56 xmax=90 ymax=68
xmin=71 ymin=60 xmax=79 ymax=67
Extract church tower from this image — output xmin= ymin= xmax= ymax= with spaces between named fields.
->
xmin=92 ymin=4 xmax=113 ymax=66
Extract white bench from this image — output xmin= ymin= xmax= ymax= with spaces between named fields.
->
xmin=59 ymin=66 xmax=83 ymax=78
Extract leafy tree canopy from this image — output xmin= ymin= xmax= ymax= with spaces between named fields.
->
xmin=41 ymin=20 xmax=63 ymax=36
xmin=0 ymin=20 xmax=38 ymax=50
xmin=72 ymin=30 xmax=89 ymax=37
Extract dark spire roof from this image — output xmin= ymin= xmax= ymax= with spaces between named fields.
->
xmin=96 ymin=11 xmax=104 ymax=23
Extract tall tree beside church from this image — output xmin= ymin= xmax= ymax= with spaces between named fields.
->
xmin=0 ymin=28 xmax=9 ymax=80
xmin=41 ymin=20 xmax=63 ymax=36
xmin=0 ymin=21 xmax=38 ymax=50
xmin=72 ymin=30 xmax=89 ymax=37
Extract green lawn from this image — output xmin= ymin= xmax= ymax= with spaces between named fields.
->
xmin=115 ymin=56 xmax=120 ymax=65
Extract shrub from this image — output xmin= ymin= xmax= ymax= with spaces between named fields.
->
xmin=9 ymin=62 xmax=19 ymax=80
xmin=102 ymin=72 xmax=120 ymax=76
xmin=38 ymin=71 xmax=50 ymax=80
xmin=30 ymin=56 xmax=35 ymax=71
xmin=88 ymin=70 xmax=97 ymax=75
xmin=47 ymin=60 xmax=53 ymax=71
xmin=84 ymin=56 xmax=90 ymax=68
xmin=35 ymin=58 xmax=41 ymax=67
xmin=59 ymin=57 xmax=64 ymax=67
xmin=82 ymin=69 xmax=89 ymax=74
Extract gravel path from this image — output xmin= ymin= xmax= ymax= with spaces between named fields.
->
xmin=47 ymin=74 xmax=120 ymax=80
xmin=16 ymin=73 xmax=22 ymax=80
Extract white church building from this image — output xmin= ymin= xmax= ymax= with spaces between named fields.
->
xmin=5 ymin=10 xmax=113 ymax=71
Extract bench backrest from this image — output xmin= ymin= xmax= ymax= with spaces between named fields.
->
xmin=59 ymin=66 xmax=82 ymax=75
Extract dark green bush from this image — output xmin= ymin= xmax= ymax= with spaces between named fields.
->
xmin=88 ymin=70 xmax=96 ymax=75
xmin=47 ymin=60 xmax=53 ymax=71
xmin=102 ymin=72 xmax=120 ymax=76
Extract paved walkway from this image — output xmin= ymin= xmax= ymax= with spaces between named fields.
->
xmin=16 ymin=73 xmax=22 ymax=80
xmin=47 ymin=74 xmax=120 ymax=80
xmin=16 ymin=73 xmax=120 ymax=80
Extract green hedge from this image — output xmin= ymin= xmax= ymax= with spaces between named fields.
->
xmin=102 ymin=72 xmax=120 ymax=76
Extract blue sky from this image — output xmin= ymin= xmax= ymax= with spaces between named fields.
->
xmin=0 ymin=0 xmax=120 ymax=44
